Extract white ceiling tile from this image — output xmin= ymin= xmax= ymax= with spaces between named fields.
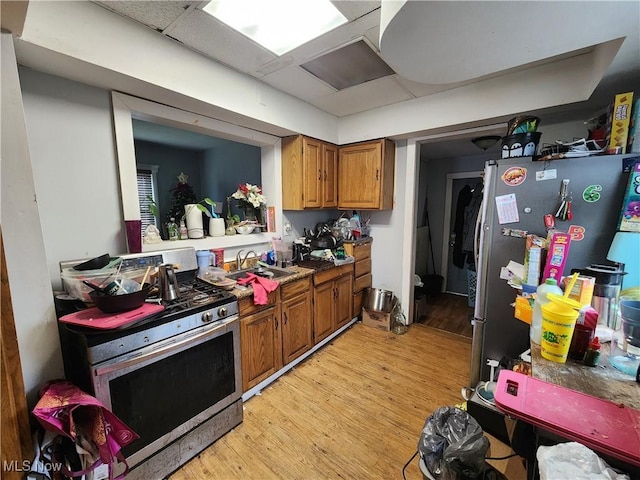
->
xmin=93 ymin=1 xmax=194 ymax=31
xmin=332 ymin=1 xmax=380 ymax=21
xmin=165 ymin=9 xmax=276 ymax=73
xmin=311 ymin=76 xmax=412 ymax=117
xmin=394 ymin=75 xmax=465 ymax=98
xmin=262 ymin=66 xmax=336 ymax=101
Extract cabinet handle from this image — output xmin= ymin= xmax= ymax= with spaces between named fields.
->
xmin=284 ymin=312 xmax=288 ymax=324
xmin=318 ymin=169 xmax=322 ymax=180
xmin=324 ymin=170 xmax=327 ymax=181
xmin=275 ymin=317 xmax=278 ymax=330
xmin=376 ymin=169 xmax=379 ymax=181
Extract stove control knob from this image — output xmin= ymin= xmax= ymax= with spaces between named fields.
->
xmin=202 ymin=311 xmax=213 ymax=323
xmin=218 ymin=307 xmax=228 ymax=318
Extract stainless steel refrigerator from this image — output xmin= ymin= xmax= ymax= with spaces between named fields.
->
xmin=469 ymin=153 xmax=637 ymax=386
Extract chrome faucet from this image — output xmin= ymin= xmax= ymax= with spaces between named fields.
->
xmin=236 ymin=250 xmax=257 ymax=270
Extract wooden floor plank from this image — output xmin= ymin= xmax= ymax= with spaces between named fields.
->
xmin=169 ymin=323 xmax=524 ymax=480
xmin=420 ymin=293 xmax=474 ymax=338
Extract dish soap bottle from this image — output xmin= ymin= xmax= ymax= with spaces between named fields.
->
xmin=179 ymin=220 xmax=188 ymax=240
xmin=530 ymin=278 xmax=563 ymax=345
xmin=167 ymin=217 xmax=179 ymax=241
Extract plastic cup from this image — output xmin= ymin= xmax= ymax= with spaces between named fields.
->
xmin=125 ymin=220 xmax=142 ymax=253
xmin=540 ymin=301 xmax=580 ymax=363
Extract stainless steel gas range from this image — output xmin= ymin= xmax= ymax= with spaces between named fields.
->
xmin=56 ymin=248 xmax=242 ymax=479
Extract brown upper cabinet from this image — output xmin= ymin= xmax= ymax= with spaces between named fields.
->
xmin=338 ymin=139 xmax=395 ymax=210
xmin=282 ymin=135 xmax=338 ymax=209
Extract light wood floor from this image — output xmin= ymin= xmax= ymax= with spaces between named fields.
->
xmin=169 ymin=323 xmax=524 ymax=480
xmin=419 ymin=293 xmax=474 ymax=338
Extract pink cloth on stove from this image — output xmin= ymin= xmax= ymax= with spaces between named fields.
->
xmin=237 ymin=273 xmax=279 ymax=305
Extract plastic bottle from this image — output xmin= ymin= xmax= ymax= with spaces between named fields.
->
xmin=530 ymin=278 xmax=563 ymax=344
xmin=179 ymin=220 xmax=188 ymax=240
xmin=167 ymin=218 xmax=179 ymax=241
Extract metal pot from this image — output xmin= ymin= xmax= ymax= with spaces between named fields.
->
xmin=364 ymin=288 xmax=395 ymax=313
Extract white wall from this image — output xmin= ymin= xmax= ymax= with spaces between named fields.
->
xmin=20 ymin=67 xmax=125 ymax=290
xmin=1 ymin=37 xmax=64 ymax=401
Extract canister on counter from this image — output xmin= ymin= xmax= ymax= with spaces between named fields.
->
xmin=210 ymin=248 xmax=224 ymax=268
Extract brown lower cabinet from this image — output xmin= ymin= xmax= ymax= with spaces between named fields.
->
xmin=239 ymin=277 xmax=313 ymax=392
xmin=312 ymin=264 xmax=353 ymax=344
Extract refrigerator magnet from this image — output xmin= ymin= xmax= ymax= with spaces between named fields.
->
xmin=502 ymin=167 xmax=527 ymax=186
xmin=582 ymin=184 xmax=602 ymax=202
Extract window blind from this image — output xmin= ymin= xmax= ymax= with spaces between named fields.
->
xmin=137 ymin=168 xmax=157 ymax=231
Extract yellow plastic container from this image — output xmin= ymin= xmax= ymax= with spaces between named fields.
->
xmin=540 ymin=299 xmax=580 ymax=363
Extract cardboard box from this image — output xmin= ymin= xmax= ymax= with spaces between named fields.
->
xmin=627 ymin=98 xmax=640 ymax=153
xmin=606 ymin=91 xmax=634 ymax=154
xmin=542 ymin=232 xmax=571 ymax=282
xmin=514 ymin=296 xmax=533 ymax=324
xmin=523 ymin=234 xmax=545 ymax=287
xmin=618 ymin=160 xmax=640 ymax=232
xmin=362 ymin=309 xmax=391 ymax=331
xmin=567 ymin=275 xmax=595 ymax=306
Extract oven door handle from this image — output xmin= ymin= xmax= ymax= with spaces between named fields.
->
xmin=95 ymin=319 xmax=233 ymax=376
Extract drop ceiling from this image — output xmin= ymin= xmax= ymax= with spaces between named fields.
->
xmin=91 ymin=0 xmax=639 ymax=124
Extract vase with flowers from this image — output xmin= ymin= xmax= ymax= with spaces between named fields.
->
xmin=231 ymin=183 xmax=266 ymax=226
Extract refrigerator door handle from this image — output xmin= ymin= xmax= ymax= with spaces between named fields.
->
xmin=473 ymin=199 xmax=483 ymax=267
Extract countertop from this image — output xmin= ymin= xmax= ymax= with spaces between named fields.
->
xmin=531 ymin=342 xmax=640 ymax=410
xmin=230 ymin=265 xmax=315 ymax=300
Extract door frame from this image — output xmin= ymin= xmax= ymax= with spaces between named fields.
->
xmin=441 ymin=171 xmax=483 ymax=292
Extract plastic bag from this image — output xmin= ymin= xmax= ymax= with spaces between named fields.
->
xmin=537 ymin=442 xmax=630 ymax=480
xmin=418 ymin=406 xmax=490 ymax=480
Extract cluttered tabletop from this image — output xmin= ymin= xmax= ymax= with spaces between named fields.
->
xmin=531 ymin=342 xmax=640 ymax=410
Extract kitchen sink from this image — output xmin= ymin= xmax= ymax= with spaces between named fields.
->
xmin=226 ymin=266 xmax=295 ymax=281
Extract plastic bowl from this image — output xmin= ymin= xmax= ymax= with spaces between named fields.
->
xmin=89 ymin=283 xmax=152 ymax=313
xmin=61 ymin=267 xmax=119 ymax=302
xmin=235 ymin=225 xmax=255 ymax=235
xmin=620 ymin=300 xmax=640 ymax=323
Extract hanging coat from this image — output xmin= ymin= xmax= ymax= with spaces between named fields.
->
xmin=453 ymin=185 xmax=472 ymax=268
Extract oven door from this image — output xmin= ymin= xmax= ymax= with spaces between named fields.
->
xmin=91 ymin=315 xmax=241 ymax=468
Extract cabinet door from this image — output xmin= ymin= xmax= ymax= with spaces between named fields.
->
xmin=313 ymin=281 xmax=334 ymax=344
xmin=282 ymin=292 xmax=313 ymax=364
xmin=322 ymin=142 xmax=338 ymax=208
xmin=338 ymin=141 xmax=382 ymax=209
xmin=335 ymin=274 xmax=354 ymax=329
xmin=240 ymin=307 xmax=278 ymax=392
xmin=303 ymin=137 xmax=322 ymax=208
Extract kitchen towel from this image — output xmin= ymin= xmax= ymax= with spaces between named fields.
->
xmin=237 ymin=273 xmax=279 ymax=305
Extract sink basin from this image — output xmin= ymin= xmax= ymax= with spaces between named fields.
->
xmin=226 ymin=266 xmax=295 ymax=281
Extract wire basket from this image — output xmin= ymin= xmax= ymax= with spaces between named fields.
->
xmin=467 ymin=268 xmax=477 ymax=308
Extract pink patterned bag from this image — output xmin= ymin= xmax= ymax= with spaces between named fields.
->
xmin=32 ymin=380 xmax=138 ymax=479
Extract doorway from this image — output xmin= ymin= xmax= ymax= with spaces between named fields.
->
xmin=441 ymin=171 xmax=483 ymax=297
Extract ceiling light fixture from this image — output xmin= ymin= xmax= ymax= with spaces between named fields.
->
xmin=471 ymin=135 xmax=501 ymax=151
xmin=202 ymin=0 xmax=347 ymax=56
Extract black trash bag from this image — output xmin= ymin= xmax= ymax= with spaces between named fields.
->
xmin=418 ymin=406 xmax=490 ymax=480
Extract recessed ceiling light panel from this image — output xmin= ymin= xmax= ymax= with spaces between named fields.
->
xmin=202 ymin=0 xmax=347 ymax=56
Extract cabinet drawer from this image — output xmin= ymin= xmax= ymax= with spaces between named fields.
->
xmin=354 ymin=258 xmax=371 ymax=278
xmin=313 ymin=263 xmax=353 ymax=286
xmin=239 ymin=290 xmax=278 ymax=316
xmin=354 ymin=273 xmax=372 ymax=293
xmin=280 ymin=276 xmax=311 ymax=301
xmin=343 ymin=241 xmax=371 ymax=259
